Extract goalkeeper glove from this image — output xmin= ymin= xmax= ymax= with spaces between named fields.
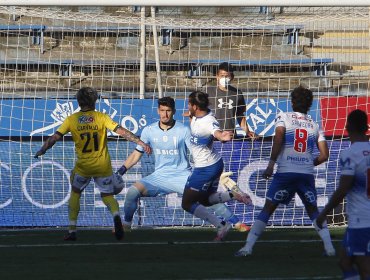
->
xmin=220 ymin=171 xmax=252 ymax=205
xmin=220 ymin=171 xmax=237 ymax=190
xmin=116 ymin=165 xmax=128 ymax=176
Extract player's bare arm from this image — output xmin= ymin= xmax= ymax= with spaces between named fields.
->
xmin=124 ymin=150 xmax=143 ymax=169
xmin=34 ymin=133 xmax=62 ymax=158
xmin=214 ymin=130 xmax=233 ymax=141
xmin=263 ymin=126 xmax=285 ymax=179
xmin=115 ymin=126 xmax=151 ymax=154
xmin=240 ymin=115 xmax=257 ymax=139
xmin=316 ymin=175 xmax=354 ymax=228
xmin=313 ymin=140 xmax=329 ymax=166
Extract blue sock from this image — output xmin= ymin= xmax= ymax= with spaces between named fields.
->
xmin=343 ymin=269 xmax=359 ymax=280
xmin=257 ymin=209 xmax=271 ymax=223
xmin=123 ymin=186 xmax=141 ymax=223
xmin=308 ymin=210 xmax=319 ymax=221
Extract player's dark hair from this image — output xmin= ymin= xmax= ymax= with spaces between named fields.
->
xmin=158 ymin=96 xmax=175 ymax=110
xmin=76 ymin=87 xmax=98 ymax=108
xmin=290 ymin=86 xmax=313 ymax=114
xmin=217 ymin=62 xmax=234 ymax=79
xmin=346 ymin=109 xmax=368 ymax=134
xmin=188 ymin=91 xmax=209 ymax=111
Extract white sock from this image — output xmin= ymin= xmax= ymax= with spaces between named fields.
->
xmin=193 ymin=204 xmax=223 ymax=227
xmin=208 ymin=192 xmax=232 ymax=204
xmin=245 ymin=220 xmax=267 ymax=250
xmin=313 ymin=221 xmax=335 ymax=252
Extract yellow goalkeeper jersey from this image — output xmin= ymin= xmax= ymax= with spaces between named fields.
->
xmin=57 ymin=110 xmax=119 ymax=177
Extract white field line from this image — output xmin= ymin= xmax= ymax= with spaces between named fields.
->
xmin=0 ymin=238 xmax=341 ymax=248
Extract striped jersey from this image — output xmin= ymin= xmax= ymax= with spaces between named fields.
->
xmin=189 ymin=111 xmax=222 ymax=168
xmin=275 ymin=111 xmax=325 ymax=174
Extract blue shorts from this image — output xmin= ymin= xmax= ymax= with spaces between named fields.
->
xmin=343 ymin=227 xmax=370 ymax=256
xmin=185 ymin=159 xmax=224 ymax=193
xmin=140 ymin=170 xmax=190 ymax=197
xmin=266 ymin=172 xmax=316 ymax=206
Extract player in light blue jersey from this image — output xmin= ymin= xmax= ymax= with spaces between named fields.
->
xmin=316 ymin=109 xmax=370 ymax=280
xmin=181 ymin=91 xmax=252 ymax=241
xmin=236 ymin=86 xmax=335 ymax=256
xmin=115 ymin=96 xmax=250 ymax=238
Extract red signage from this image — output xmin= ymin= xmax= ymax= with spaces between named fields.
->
xmin=320 ymin=97 xmax=370 ymax=136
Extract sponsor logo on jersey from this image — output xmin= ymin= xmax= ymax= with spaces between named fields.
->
xmin=78 ymin=115 xmax=95 ymax=124
xmin=155 ymin=149 xmax=179 ymax=155
xmin=286 ymin=156 xmax=310 ymax=163
xmin=340 ymin=157 xmax=351 ymax=168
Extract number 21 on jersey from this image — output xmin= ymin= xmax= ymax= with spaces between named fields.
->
xmin=294 ymin=128 xmax=308 ymax=153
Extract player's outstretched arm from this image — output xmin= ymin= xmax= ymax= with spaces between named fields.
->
xmin=117 ymin=150 xmax=143 ymax=175
xmin=214 ymin=130 xmax=233 ymax=142
xmin=34 ymin=133 xmax=62 ymax=158
xmin=115 ymin=126 xmax=151 ymax=154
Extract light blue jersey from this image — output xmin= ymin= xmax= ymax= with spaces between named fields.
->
xmin=340 ymin=142 xmax=370 ymax=228
xmin=136 ymin=120 xmax=191 ymax=195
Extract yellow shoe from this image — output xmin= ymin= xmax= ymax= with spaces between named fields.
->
xmin=234 ymin=222 xmax=251 ymax=232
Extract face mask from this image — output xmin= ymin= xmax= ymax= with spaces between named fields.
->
xmin=219 ymin=77 xmax=231 ymax=87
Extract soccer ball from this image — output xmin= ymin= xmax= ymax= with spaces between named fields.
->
xmin=113 ymin=173 xmax=125 ymax=195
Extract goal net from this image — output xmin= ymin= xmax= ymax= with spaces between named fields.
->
xmin=0 ymin=6 xmax=368 ymax=228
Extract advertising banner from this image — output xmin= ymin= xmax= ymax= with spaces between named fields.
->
xmin=320 ymin=97 xmax=370 ymax=136
xmin=0 ymin=98 xmax=320 ymax=137
xmin=0 ymin=140 xmax=346 ymax=227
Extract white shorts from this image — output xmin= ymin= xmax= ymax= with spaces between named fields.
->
xmin=71 ymin=171 xmax=115 ymax=194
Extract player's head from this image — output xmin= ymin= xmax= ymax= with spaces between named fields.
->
xmin=216 ymin=62 xmax=234 ymax=88
xmin=346 ymin=109 xmax=368 ymax=135
xmin=157 ymin=97 xmax=176 ymax=126
xmin=290 ymin=86 xmax=313 ymax=114
xmin=188 ymin=91 xmax=209 ymax=115
xmin=76 ymin=87 xmax=98 ymax=109
xmin=158 ymin=96 xmax=175 ymax=111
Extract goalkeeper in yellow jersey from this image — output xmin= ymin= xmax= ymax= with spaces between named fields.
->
xmin=34 ymin=87 xmax=151 ymax=241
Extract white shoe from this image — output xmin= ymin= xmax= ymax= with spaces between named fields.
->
xmin=234 ymin=244 xmax=253 ymax=257
xmin=214 ymin=222 xmax=232 ymax=242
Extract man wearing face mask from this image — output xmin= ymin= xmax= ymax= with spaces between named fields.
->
xmin=205 ymin=62 xmax=256 ymax=139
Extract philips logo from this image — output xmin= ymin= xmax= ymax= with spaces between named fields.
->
xmin=287 ymin=156 xmax=309 ymax=163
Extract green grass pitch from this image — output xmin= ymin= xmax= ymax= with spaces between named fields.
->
xmin=0 ymin=227 xmax=344 ymax=280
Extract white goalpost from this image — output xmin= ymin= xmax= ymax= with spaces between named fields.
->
xmin=0 ymin=5 xmax=368 ymax=228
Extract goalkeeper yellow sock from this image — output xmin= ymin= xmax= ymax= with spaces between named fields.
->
xmin=102 ymin=195 xmax=120 ymax=216
xmin=68 ymin=191 xmax=81 ymax=232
